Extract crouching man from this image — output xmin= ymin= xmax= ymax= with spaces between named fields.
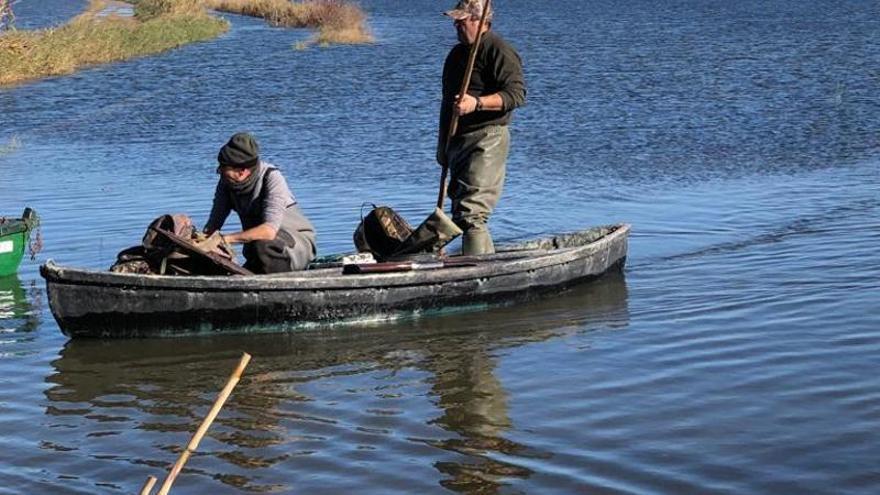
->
xmin=205 ymin=132 xmax=316 ymax=273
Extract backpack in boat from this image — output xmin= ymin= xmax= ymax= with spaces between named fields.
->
xmin=353 ymin=205 xmax=462 ymax=261
xmin=110 ymin=214 xmax=241 ymax=276
xmin=353 ymin=204 xmax=414 ymax=260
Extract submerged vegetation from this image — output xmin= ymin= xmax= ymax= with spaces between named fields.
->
xmin=206 ymin=0 xmax=372 ymax=45
xmin=0 ymin=0 xmax=371 ymax=87
xmin=0 ymin=0 xmax=227 ymax=87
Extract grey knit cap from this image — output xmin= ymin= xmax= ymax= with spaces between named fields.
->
xmin=218 ymin=132 xmax=260 ymax=169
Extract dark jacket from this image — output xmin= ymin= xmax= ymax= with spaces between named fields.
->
xmin=439 ymin=30 xmax=526 ymax=140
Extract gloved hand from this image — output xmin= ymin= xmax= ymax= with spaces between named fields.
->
xmin=191 ymin=231 xmax=235 ymax=259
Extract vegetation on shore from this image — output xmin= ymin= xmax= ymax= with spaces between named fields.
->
xmin=205 ymin=0 xmax=372 ymax=45
xmin=0 ymin=0 xmax=16 ymax=31
xmin=0 ymin=0 xmax=372 ymax=87
xmin=0 ymin=0 xmax=228 ymax=87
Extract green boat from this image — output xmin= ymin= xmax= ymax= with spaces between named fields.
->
xmin=0 ymin=208 xmax=39 ymax=278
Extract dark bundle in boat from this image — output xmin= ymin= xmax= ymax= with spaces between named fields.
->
xmin=110 ymin=214 xmax=248 ymax=276
xmin=353 ymin=204 xmax=462 ymax=261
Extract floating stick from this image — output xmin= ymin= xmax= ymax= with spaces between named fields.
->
xmin=150 ymin=352 xmax=252 ymax=495
xmin=139 ymin=476 xmax=157 ymax=495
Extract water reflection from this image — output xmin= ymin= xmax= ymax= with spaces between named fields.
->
xmin=45 ymin=273 xmax=628 ymax=493
xmin=423 ymin=274 xmax=628 ymax=492
xmin=0 ymin=275 xmax=39 ymax=333
xmin=427 ymin=343 xmax=526 ymax=492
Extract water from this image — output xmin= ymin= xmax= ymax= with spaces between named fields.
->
xmin=1 ymin=0 xmax=879 ymax=493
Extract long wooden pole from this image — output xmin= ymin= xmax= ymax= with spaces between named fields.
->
xmin=139 ymin=476 xmax=157 ymax=495
xmin=437 ymin=0 xmax=493 ymax=209
xmin=153 ymin=352 xmax=252 ymax=495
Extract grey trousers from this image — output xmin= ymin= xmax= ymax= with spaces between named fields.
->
xmin=243 ymin=230 xmax=315 ymax=273
xmin=447 ymin=125 xmax=510 ymax=255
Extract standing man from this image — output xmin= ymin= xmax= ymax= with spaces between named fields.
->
xmin=438 ymin=0 xmax=526 ymax=255
xmin=205 ymin=132 xmax=317 ymax=273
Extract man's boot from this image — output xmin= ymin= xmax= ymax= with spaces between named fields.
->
xmin=462 ymin=229 xmax=495 ymax=256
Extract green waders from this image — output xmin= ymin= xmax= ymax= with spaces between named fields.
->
xmin=446 ymin=125 xmax=510 ymax=255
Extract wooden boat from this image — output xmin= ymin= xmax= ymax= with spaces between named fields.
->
xmin=0 ymin=208 xmax=39 ymax=278
xmin=40 ymin=224 xmax=630 ymax=338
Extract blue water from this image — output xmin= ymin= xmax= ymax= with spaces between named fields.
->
xmin=1 ymin=0 xmax=879 ymax=493
xmin=4 ymin=0 xmax=88 ymax=30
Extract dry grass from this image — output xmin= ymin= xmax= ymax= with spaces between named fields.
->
xmin=206 ymin=0 xmax=372 ymax=45
xmin=0 ymin=0 xmax=372 ymax=87
xmin=0 ymin=0 xmax=15 ymax=31
xmin=133 ymin=0 xmax=205 ymax=19
xmin=0 ymin=0 xmax=228 ymax=87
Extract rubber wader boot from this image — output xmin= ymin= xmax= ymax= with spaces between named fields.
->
xmin=462 ymin=229 xmax=494 ymax=256
xmin=393 ymin=207 xmax=463 ymax=257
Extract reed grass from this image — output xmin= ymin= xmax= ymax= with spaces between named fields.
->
xmin=132 ymin=0 xmax=204 ymax=19
xmin=206 ymin=0 xmax=372 ymax=45
xmin=0 ymin=0 xmax=15 ymax=31
xmin=0 ymin=0 xmax=228 ymax=87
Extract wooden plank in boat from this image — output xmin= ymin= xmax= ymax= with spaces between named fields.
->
xmin=150 ymin=226 xmax=253 ymax=276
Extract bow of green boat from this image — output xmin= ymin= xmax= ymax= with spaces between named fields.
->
xmin=0 ymin=208 xmax=39 ymax=278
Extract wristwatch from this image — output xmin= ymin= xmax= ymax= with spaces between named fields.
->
xmin=475 ymin=97 xmax=483 ymax=112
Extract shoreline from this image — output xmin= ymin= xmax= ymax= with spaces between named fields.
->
xmin=206 ymin=0 xmax=373 ymax=46
xmin=0 ymin=0 xmax=373 ymax=88
xmin=0 ymin=0 xmax=228 ymax=88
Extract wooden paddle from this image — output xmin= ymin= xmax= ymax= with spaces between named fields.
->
xmin=437 ymin=0 xmax=493 ymax=209
xmin=343 ymin=258 xmax=477 ymax=275
xmin=341 ymin=246 xmax=556 ymax=274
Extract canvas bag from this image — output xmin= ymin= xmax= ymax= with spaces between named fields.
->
xmin=110 ymin=214 xmax=238 ymax=275
xmin=353 ymin=205 xmax=462 ymax=261
xmin=353 ymin=205 xmax=414 ymax=260
xmin=391 ymin=207 xmax=463 ymax=258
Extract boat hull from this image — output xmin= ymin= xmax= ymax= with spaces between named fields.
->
xmin=41 ymin=224 xmax=630 ymax=338
xmin=0 ymin=209 xmax=37 ymax=278
xmin=0 ymin=230 xmax=27 ymax=278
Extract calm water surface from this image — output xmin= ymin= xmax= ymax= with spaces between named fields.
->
xmin=1 ymin=0 xmax=879 ymax=493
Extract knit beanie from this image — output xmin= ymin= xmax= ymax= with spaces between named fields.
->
xmin=217 ymin=132 xmax=260 ymax=169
